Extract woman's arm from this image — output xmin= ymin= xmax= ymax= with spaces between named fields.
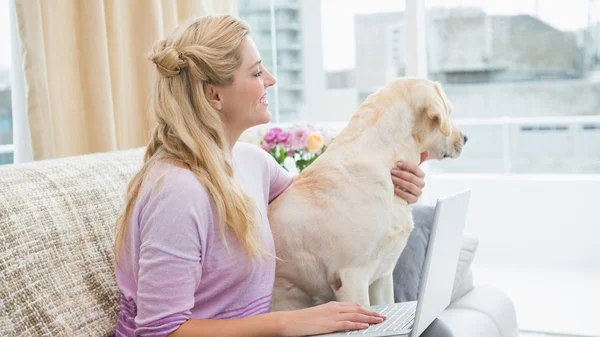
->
xmin=168 ymin=313 xmax=283 ymax=337
xmin=169 ymin=302 xmax=385 ymax=337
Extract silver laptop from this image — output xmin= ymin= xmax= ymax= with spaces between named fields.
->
xmin=317 ymin=189 xmax=471 ymax=337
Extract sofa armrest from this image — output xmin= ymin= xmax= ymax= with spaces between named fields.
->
xmin=439 ymin=285 xmax=519 ymax=337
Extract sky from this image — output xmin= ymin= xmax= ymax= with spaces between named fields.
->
xmin=0 ymin=0 xmax=598 ymax=70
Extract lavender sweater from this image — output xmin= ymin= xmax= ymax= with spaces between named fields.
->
xmin=114 ymin=143 xmax=293 ymax=337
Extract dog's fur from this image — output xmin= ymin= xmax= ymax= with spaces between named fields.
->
xmin=268 ymin=77 xmax=466 ymax=311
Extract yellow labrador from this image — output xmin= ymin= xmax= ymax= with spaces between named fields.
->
xmin=268 ymin=77 xmax=467 ymax=311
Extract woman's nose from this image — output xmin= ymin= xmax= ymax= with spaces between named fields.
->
xmin=265 ymin=71 xmax=276 ymax=87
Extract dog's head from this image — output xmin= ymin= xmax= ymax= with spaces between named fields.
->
xmin=398 ymin=78 xmax=467 ymax=160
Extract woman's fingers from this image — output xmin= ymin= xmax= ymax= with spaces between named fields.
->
xmin=335 ymin=321 xmax=370 ymax=331
xmin=391 ymin=169 xmax=425 ymax=189
xmin=397 ymin=161 xmax=425 ymax=178
xmin=337 ymin=313 xmax=385 ymax=324
xmin=337 ymin=302 xmax=386 ymax=319
xmin=395 ymin=187 xmax=419 ymax=204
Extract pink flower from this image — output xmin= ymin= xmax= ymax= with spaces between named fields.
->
xmin=261 ymin=141 xmax=275 ymax=151
xmin=289 ymin=127 xmax=309 ymax=150
xmin=263 ymin=127 xmax=283 ymax=144
xmin=276 ymin=130 xmax=291 ymax=146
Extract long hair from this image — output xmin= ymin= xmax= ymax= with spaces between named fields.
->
xmin=114 ymin=15 xmax=264 ymax=264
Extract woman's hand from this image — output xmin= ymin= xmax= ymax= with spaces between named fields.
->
xmin=276 ymin=301 xmax=386 ymax=337
xmin=391 ymin=152 xmax=428 ymax=204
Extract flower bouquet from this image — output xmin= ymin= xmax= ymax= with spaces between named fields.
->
xmin=260 ymin=123 xmax=335 ymax=172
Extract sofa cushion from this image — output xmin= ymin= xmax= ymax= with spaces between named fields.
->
xmin=393 ymin=205 xmax=436 ymax=302
xmin=393 ymin=205 xmax=477 ymax=303
xmin=441 ymin=285 xmax=519 ymax=337
xmin=0 ymin=148 xmax=144 ymax=336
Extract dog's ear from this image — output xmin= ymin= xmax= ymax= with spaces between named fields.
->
xmin=426 ymin=82 xmax=452 ymax=137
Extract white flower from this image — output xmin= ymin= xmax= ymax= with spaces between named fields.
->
xmin=239 ymin=124 xmax=270 ymax=145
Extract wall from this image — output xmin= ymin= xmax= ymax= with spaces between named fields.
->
xmin=423 ymin=174 xmax=600 ymax=271
xmin=429 ymin=15 xmax=579 ymax=74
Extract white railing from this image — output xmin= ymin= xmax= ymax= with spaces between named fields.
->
xmin=446 ymin=115 xmax=600 ymax=174
xmin=273 ymin=115 xmax=600 ymax=175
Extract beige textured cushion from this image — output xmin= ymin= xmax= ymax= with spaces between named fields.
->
xmin=0 ymin=148 xmax=144 ymax=336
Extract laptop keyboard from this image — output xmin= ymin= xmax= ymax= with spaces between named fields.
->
xmin=345 ymin=302 xmax=417 ymax=335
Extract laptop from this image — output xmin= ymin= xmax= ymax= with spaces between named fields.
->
xmin=317 ymin=189 xmax=471 ymax=337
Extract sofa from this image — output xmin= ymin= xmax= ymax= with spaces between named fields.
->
xmin=0 ymin=147 xmax=519 ymax=337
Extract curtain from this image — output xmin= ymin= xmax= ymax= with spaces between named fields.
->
xmin=13 ymin=0 xmax=237 ymax=160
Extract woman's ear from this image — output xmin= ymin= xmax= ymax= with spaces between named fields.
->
xmin=207 ymin=85 xmax=223 ymax=111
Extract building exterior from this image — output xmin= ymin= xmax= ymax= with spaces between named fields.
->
xmin=353 ymin=12 xmax=405 ymax=98
xmin=238 ymin=0 xmax=325 ymax=122
xmin=331 ymin=9 xmax=599 ymax=118
xmin=326 ymin=9 xmax=600 ymax=173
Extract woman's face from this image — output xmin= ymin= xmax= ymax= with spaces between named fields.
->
xmin=212 ymin=36 xmax=276 ymax=138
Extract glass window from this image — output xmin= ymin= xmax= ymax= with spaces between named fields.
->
xmin=240 ymin=0 xmax=600 ymax=175
xmin=0 ymin=152 xmax=12 ymax=165
xmin=239 ymin=0 xmax=406 ymax=123
xmin=0 ymin=0 xmax=13 ymax=165
xmin=425 ymin=0 xmax=600 ymax=174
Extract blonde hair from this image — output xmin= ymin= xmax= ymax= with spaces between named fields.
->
xmin=114 ymin=15 xmax=264 ymax=264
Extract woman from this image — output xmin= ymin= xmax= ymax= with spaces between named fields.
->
xmin=113 ymin=15 xmax=427 ymax=337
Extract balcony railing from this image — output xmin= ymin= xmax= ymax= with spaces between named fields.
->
xmin=274 ymin=115 xmax=600 ymax=175
xmin=438 ymin=115 xmax=600 ymax=174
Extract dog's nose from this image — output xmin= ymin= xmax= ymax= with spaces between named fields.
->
xmin=463 ymin=134 xmax=468 ymax=144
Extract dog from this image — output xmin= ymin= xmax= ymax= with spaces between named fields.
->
xmin=267 ymin=77 xmax=467 ymax=311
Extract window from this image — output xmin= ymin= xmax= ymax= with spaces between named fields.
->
xmin=240 ymin=0 xmax=319 ymax=122
xmin=0 ymin=0 xmax=13 ymax=165
xmin=424 ymin=0 xmax=600 ymax=174
xmin=239 ymin=0 xmax=407 ymax=123
xmin=240 ymin=0 xmax=600 ymax=175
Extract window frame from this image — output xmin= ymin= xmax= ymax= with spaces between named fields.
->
xmin=7 ymin=0 xmax=33 ymax=164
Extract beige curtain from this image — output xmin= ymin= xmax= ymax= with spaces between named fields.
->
xmin=13 ymin=0 xmax=237 ymax=161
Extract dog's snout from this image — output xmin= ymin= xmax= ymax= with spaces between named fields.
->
xmin=463 ymin=134 xmax=468 ymax=144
